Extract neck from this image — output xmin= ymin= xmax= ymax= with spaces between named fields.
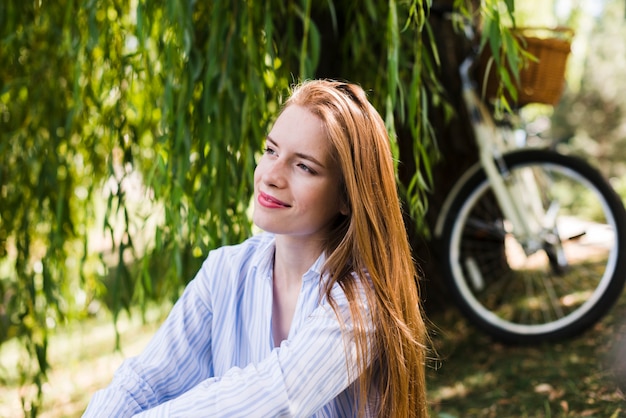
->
xmin=273 ymin=235 xmax=324 ymax=282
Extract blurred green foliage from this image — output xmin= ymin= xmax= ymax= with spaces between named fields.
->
xmin=552 ymin=0 xmax=626 ymax=179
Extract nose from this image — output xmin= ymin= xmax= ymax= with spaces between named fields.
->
xmin=260 ymin=156 xmax=287 ymax=188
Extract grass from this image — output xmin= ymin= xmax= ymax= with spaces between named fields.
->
xmin=0 ymin=307 xmax=166 ymax=418
xmin=0 ymin=291 xmax=625 ymax=417
xmin=427 ymin=289 xmax=626 ymax=417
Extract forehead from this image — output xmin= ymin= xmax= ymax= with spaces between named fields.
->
xmin=269 ymin=105 xmax=333 ymax=159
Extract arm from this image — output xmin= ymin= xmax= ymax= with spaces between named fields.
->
xmin=82 ymin=275 xmax=215 ymax=417
xmin=133 ymin=283 xmax=373 ymax=417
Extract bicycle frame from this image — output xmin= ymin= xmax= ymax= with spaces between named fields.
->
xmin=434 ymin=57 xmax=555 ymax=256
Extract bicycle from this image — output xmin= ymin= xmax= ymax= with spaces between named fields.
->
xmin=431 ymin=8 xmax=626 ymax=343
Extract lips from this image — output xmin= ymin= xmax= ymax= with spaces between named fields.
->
xmin=258 ymin=191 xmax=291 ymax=208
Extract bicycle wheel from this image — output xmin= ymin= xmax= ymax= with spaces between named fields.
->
xmin=440 ymin=149 xmax=626 ymax=343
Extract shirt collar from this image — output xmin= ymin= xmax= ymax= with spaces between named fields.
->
xmin=253 ymin=233 xmax=327 ymax=282
xmin=305 ymin=251 xmax=326 ymax=281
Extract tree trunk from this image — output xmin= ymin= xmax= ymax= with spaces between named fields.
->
xmin=402 ymin=1 xmax=481 ymax=313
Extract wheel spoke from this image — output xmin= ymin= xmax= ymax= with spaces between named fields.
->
xmin=444 ymin=150 xmax=626 ymax=342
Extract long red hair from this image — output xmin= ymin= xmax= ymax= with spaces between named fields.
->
xmin=285 ymin=79 xmax=428 ymax=417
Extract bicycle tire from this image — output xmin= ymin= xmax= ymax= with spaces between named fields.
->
xmin=440 ymin=149 xmax=626 ymax=343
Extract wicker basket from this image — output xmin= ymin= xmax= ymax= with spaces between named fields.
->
xmin=476 ymin=27 xmax=574 ymax=106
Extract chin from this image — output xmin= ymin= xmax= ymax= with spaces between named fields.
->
xmin=252 ymin=214 xmax=277 ymax=234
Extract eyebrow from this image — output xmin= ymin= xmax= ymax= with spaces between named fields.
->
xmin=266 ymin=136 xmax=326 ymax=169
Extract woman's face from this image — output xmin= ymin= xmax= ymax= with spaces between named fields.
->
xmin=253 ymin=104 xmax=347 ymax=242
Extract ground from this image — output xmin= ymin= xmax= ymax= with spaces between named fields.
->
xmin=427 ymin=289 xmax=626 ymax=417
xmin=0 ymin=291 xmax=625 ymax=417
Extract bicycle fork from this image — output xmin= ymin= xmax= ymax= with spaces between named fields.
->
xmin=463 ymin=87 xmax=558 ymax=258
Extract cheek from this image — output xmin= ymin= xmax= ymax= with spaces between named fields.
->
xmin=308 ymin=182 xmax=343 ymax=213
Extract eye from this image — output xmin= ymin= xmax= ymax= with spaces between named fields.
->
xmin=297 ymin=163 xmax=316 ymax=174
xmin=263 ymin=146 xmax=276 ymax=155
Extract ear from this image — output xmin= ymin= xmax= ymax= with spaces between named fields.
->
xmin=339 ymin=196 xmax=350 ymax=216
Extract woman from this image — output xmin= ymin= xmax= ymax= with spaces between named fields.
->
xmin=83 ymin=79 xmax=428 ymax=417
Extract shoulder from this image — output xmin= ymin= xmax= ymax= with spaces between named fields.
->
xmin=207 ymin=232 xmax=274 ymax=263
xmin=200 ymin=232 xmax=274 ymax=276
xmin=189 ymin=232 xmax=274 ymax=299
xmin=325 ymin=270 xmax=374 ymax=312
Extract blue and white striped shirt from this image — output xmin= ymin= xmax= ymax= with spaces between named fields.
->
xmin=83 ymin=232 xmax=374 ymax=417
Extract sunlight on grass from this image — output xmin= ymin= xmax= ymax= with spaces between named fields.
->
xmin=431 ymin=371 xmax=497 ymax=401
xmin=0 ymin=306 xmax=167 ymax=418
xmin=428 ymin=290 xmax=626 ymax=417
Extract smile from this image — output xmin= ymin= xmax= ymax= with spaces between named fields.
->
xmin=258 ymin=191 xmax=291 ymax=208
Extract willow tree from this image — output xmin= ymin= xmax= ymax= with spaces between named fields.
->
xmin=0 ymin=0 xmax=527 ymax=414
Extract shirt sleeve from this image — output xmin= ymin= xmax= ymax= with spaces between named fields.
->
xmin=132 ymin=283 xmax=373 ymax=418
xmin=82 ymin=273 xmax=215 ymax=418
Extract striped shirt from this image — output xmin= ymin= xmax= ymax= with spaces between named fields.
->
xmin=83 ymin=232 xmax=374 ymax=417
